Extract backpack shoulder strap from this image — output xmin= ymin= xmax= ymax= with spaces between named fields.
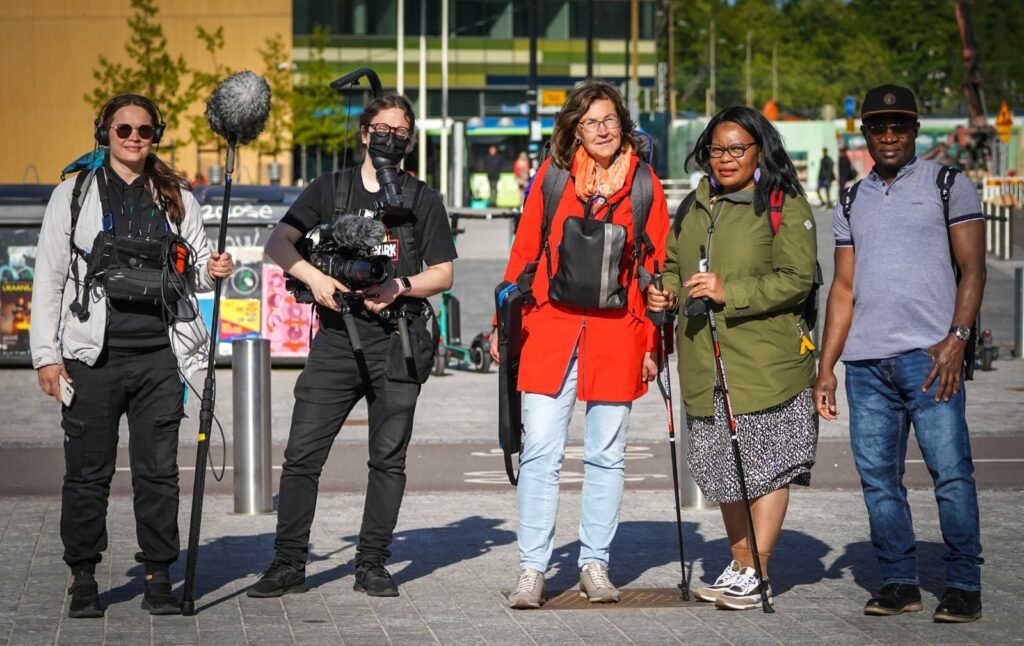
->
xmin=630 ymin=162 xmax=654 ymax=254
xmin=332 ymin=168 xmax=359 ymax=218
xmin=538 ymin=162 xmax=570 ymax=260
xmin=671 ymin=190 xmax=698 ymax=238
xmin=768 ymin=189 xmax=785 ymax=235
xmin=69 ymin=169 xmax=94 ymax=242
xmin=840 ymin=179 xmax=862 ymax=220
xmin=401 ymin=171 xmax=426 ymax=215
xmin=936 ymin=165 xmax=962 ymax=275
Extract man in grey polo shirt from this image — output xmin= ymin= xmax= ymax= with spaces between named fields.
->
xmin=813 ymin=84 xmax=986 ymax=623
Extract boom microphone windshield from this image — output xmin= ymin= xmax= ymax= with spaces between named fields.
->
xmin=205 ymin=71 xmax=272 ymax=146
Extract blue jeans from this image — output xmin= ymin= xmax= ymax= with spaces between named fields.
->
xmin=846 ymin=349 xmax=982 ymax=591
xmin=517 ymin=352 xmax=631 ymax=573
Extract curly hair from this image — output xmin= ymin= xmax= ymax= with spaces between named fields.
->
xmin=98 ymin=94 xmax=191 ymax=225
xmin=684 ymin=106 xmax=804 ymax=215
xmin=549 ymin=80 xmax=636 ymax=170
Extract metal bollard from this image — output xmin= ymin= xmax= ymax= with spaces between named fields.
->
xmin=1015 ymin=268 xmax=1024 ymax=360
xmin=678 ymin=412 xmax=706 ymax=510
xmin=232 ymin=338 xmax=273 ymax=514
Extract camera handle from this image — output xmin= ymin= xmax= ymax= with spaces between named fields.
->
xmin=333 ymin=291 xmax=364 ymax=354
xmin=397 ymin=310 xmax=414 ymax=360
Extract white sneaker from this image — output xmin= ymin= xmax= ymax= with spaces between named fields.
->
xmin=508 ymin=568 xmax=545 ymax=609
xmin=694 ymin=560 xmax=743 ymax=602
xmin=714 ymin=567 xmax=774 ymax=610
xmin=579 ymin=562 xmax=620 ymax=603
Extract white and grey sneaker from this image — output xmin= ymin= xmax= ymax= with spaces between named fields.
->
xmin=694 ymin=560 xmax=743 ymax=602
xmin=579 ymin=561 xmax=620 ymax=603
xmin=714 ymin=567 xmax=773 ymax=610
xmin=508 ymin=568 xmax=545 ymax=609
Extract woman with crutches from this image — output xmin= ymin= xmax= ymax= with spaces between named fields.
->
xmin=648 ymin=106 xmax=818 ymax=611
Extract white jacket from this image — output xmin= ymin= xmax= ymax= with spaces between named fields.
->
xmin=30 ymin=171 xmax=215 ymax=379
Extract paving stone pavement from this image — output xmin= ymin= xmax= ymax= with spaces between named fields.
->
xmin=0 ymin=489 xmax=1021 ymax=646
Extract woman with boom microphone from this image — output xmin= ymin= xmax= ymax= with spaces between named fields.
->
xmin=30 ymin=94 xmax=233 ymax=618
xmin=248 ymin=94 xmax=456 ymax=599
xmin=648 ymin=106 xmax=819 ymax=610
xmin=492 ymin=80 xmax=670 ymax=609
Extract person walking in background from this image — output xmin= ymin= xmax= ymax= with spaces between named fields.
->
xmin=491 ymin=80 xmax=669 ymax=609
xmin=649 ymin=106 xmax=819 ymax=611
xmin=814 ymin=84 xmax=985 ymax=623
xmin=838 ymin=146 xmax=854 ymax=192
xmin=31 ymin=94 xmax=233 ymax=618
xmin=817 ymin=148 xmax=835 ymax=208
xmin=484 ymin=144 xmax=503 ymax=206
xmin=513 ymin=151 xmax=531 ymax=203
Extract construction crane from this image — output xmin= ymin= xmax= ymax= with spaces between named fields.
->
xmin=921 ymin=0 xmax=995 ymax=175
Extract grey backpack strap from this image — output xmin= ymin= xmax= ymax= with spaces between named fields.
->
xmin=539 ymin=164 xmax=570 ymax=261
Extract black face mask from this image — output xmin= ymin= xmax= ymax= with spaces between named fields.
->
xmin=368 ymin=132 xmax=407 ymax=168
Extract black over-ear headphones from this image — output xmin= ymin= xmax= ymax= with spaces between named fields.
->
xmin=93 ymin=94 xmax=166 ymax=146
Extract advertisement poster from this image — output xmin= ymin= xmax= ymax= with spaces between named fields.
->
xmin=218 ymin=299 xmax=262 ymax=356
xmin=0 ymin=280 xmax=32 ymax=354
xmin=262 ymin=264 xmax=316 ymax=357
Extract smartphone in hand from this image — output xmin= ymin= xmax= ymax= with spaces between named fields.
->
xmin=58 ymin=373 xmax=75 ymax=407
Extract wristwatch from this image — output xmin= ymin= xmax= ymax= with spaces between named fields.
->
xmin=949 ymin=325 xmax=971 ymax=342
xmin=397 ymin=276 xmax=412 ymax=294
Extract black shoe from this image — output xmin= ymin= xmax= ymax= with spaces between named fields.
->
xmin=933 ymin=587 xmax=982 ymax=623
xmin=68 ymin=569 xmax=104 ymax=619
xmin=354 ymin=562 xmax=399 ymax=597
xmin=246 ymin=559 xmax=308 ymax=598
xmin=141 ymin=571 xmax=181 ymax=615
xmin=864 ymin=583 xmax=923 ymax=616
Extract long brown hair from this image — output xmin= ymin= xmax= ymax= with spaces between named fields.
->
xmin=549 ymin=80 xmax=636 ymax=170
xmin=98 ymin=94 xmax=191 ymax=224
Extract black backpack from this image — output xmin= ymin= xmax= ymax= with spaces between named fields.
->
xmin=840 ymin=166 xmax=977 ymax=380
xmin=673 ymin=188 xmax=823 ymax=331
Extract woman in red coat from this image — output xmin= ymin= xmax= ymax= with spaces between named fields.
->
xmin=492 ymin=81 xmax=669 ymax=608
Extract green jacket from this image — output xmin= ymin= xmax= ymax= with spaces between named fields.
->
xmin=663 ymin=178 xmax=817 ymax=416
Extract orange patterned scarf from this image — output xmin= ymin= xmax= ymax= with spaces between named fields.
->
xmin=573 ymin=142 xmax=634 ymax=202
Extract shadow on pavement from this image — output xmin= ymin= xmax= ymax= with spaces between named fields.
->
xmin=825 ymin=540 xmax=954 ymax=600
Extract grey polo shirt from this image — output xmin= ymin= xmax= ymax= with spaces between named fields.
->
xmin=832 ymin=157 xmax=983 ymax=362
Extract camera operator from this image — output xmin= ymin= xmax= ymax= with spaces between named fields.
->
xmin=248 ymin=95 xmax=456 ymax=599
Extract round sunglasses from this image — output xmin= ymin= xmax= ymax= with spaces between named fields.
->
xmin=110 ymin=123 xmax=155 ymax=140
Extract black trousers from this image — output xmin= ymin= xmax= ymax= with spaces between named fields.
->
xmin=274 ymin=327 xmax=420 ymax=566
xmin=61 ymin=345 xmax=184 ymax=572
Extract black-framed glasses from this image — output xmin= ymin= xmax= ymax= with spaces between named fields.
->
xmin=578 ymin=115 xmax=621 ymax=133
xmin=863 ymin=121 xmax=915 ymax=139
xmin=367 ymin=122 xmax=412 ymax=139
xmin=111 ymin=124 xmax=155 ymax=140
xmin=706 ymin=142 xmax=757 ymax=159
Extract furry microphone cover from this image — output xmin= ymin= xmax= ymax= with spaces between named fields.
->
xmin=205 ymin=71 xmax=272 ymax=145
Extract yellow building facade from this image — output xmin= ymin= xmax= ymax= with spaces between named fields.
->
xmin=0 ymin=0 xmax=292 ymax=185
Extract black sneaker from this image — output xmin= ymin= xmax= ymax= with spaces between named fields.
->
xmin=933 ymin=587 xmax=982 ymax=623
xmin=246 ymin=559 xmax=308 ymax=598
xmin=68 ymin=569 xmax=104 ymax=619
xmin=354 ymin=562 xmax=399 ymax=597
xmin=864 ymin=583 xmax=923 ymax=616
xmin=141 ymin=571 xmax=181 ymax=615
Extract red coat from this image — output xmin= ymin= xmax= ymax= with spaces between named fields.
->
xmin=501 ymin=153 xmax=669 ymax=402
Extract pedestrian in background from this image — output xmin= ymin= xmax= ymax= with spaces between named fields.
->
xmin=492 ymin=80 xmax=669 ymax=609
xmin=814 ymin=84 xmax=985 ymax=623
xmin=649 ymin=105 xmax=819 ymax=611
xmin=817 ymin=147 xmax=835 ymax=208
xmin=513 ymin=150 xmax=531 ymax=203
xmin=31 ymin=94 xmax=232 ymax=618
xmin=484 ymin=144 xmax=503 ymax=206
xmin=838 ymin=146 xmax=854 ymax=192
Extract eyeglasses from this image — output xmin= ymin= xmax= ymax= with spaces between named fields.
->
xmin=367 ymin=122 xmax=412 ymax=139
xmin=706 ymin=142 xmax=757 ymax=159
xmin=111 ymin=124 xmax=155 ymax=140
xmin=578 ymin=115 xmax=621 ymax=133
xmin=863 ymin=122 xmax=915 ymax=139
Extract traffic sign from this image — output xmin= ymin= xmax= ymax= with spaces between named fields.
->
xmin=996 ymin=100 xmax=1013 ymax=143
xmin=541 ymin=89 xmax=567 ymax=109
xmin=844 ymin=95 xmax=856 ymax=119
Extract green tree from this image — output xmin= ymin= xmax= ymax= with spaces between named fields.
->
xmin=257 ymin=33 xmax=293 ymax=162
xmin=291 ymin=24 xmax=355 ymax=175
xmin=85 ymin=0 xmax=193 ymax=132
xmin=187 ymin=26 xmax=232 ymax=152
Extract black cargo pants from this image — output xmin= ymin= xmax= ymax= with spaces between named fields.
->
xmin=61 ymin=345 xmax=184 ymax=573
xmin=274 ymin=326 xmax=420 ymax=566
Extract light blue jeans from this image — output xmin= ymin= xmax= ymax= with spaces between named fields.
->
xmin=517 ymin=351 xmax=631 ymax=573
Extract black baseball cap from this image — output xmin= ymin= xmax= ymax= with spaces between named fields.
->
xmin=861 ymin=84 xmax=918 ymax=119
